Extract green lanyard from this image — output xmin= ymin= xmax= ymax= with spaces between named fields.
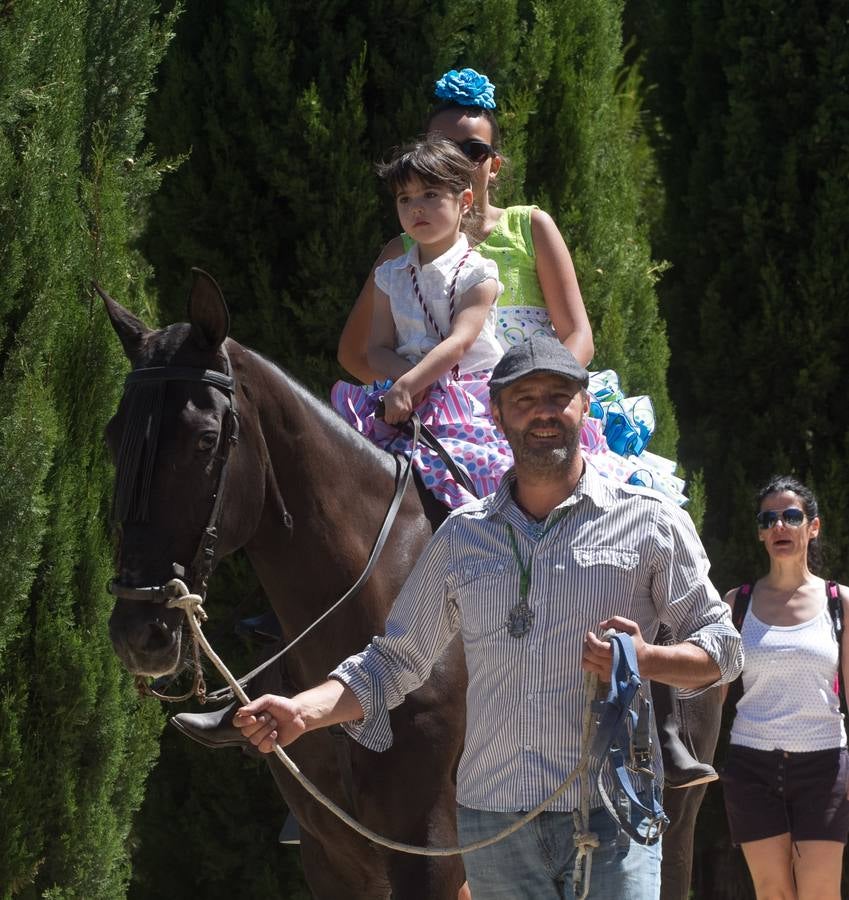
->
xmin=505 ymin=522 xmax=542 ymax=638
xmin=504 ymin=513 xmax=569 ymax=638
xmin=506 ymin=522 xmax=532 ymax=606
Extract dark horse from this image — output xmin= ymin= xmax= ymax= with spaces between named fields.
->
xmin=103 ymin=269 xmax=720 ymax=899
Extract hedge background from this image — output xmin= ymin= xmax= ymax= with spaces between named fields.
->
xmin=1 ymin=1 xmax=846 ymax=897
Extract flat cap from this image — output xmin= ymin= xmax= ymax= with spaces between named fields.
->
xmin=490 ymin=333 xmax=589 ymax=394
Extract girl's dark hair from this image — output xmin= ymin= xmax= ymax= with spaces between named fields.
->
xmin=757 ymin=475 xmax=822 ymax=572
xmin=425 ymin=101 xmax=503 ymax=150
xmin=376 ymin=136 xmax=475 ymax=195
xmin=376 ymin=137 xmax=481 ymax=238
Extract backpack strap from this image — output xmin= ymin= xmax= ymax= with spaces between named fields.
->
xmin=723 ymin=583 xmax=753 ymax=717
xmin=827 ymin=580 xmax=843 ymax=638
xmin=732 ymin=582 xmax=753 ymax=632
xmin=827 ymin=580 xmax=845 ymax=706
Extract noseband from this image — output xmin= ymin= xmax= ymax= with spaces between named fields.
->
xmin=109 ymin=348 xmax=240 ymax=701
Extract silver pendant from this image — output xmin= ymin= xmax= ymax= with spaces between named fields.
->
xmin=507 ymin=601 xmax=534 ymax=638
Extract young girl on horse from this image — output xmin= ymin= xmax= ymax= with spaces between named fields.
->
xmin=331 ymin=136 xmax=512 ymax=508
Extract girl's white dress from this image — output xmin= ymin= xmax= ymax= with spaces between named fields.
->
xmin=331 ymin=235 xmax=512 ymax=508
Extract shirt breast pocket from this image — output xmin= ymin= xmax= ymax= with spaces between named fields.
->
xmin=456 ymin=558 xmax=513 ymax=639
xmin=571 ymin=545 xmax=640 ymax=603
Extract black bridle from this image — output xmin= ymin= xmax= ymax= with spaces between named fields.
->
xmin=108 ymin=348 xmax=240 ymax=700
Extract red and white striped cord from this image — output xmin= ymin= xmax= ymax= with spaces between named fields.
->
xmin=408 ymin=248 xmax=472 ymax=381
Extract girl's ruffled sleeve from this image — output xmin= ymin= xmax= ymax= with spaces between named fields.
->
xmin=458 ymin=255 xmax=503 ymax=303
xmin=374 ymin=259 xmax=393 ymax=294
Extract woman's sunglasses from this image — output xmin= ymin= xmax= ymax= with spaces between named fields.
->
xmin=756 ymin=508 xmax=806 ymax=529
xmin=455 ymin=139 xmax=495 ymax=164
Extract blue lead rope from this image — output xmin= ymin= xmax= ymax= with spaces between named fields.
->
xmin=589 ymin=632 xmax=668 ymax=846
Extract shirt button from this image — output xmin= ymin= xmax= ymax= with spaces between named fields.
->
xmin=524 ymin=744 xmax=532 ymax=751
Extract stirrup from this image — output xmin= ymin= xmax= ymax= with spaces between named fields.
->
xmin=589 ymin=632 xmax=669 ymax=845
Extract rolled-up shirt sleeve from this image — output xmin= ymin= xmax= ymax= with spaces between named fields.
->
xmin=651 ymin=502 xmax=743 ymax=696
xmin=329 ymin=521 xmax=460 ymax=751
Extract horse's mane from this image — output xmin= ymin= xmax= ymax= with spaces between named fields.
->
xmin=112 ymin=377 xmax=165 ymax=523
xmin=243 ymin=345 xmax=403 ymax=477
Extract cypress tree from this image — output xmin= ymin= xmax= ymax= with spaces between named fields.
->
xmin=628 ymin=0 xmax=849 ymax=587
xmin=525 ymin=0 xmax=677 ymax=458
xmin=627 ymin=1 xmax=849 ymax=895
xmin=0 ymin=1 xmax=177 ymax=895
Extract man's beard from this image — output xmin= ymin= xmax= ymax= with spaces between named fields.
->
xmin=501 ymin=417 xmax=582 ymax=476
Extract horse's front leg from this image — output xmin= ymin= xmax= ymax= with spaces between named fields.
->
xmin=385 ymin=784 xmax=466 ymax=900
xmin=660 ymin=685 xmax=723 ymax=900
xmin=264 ymin=744 xmax=392 ymax=899
xmin=298 ymin=830 xmax=391 ymax=900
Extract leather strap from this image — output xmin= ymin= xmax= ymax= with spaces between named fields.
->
xmin=590 ymin=632 xmax=668 ymax=845
xmin=407 ymin=418 xmax=479 ymax=499
xmin=206 ymin=416 xmax=422 ymax=702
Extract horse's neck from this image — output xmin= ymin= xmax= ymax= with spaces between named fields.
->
xmin=242 ymin=352 xmax=432 ymax=686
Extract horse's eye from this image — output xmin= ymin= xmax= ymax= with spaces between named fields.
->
xmin=197 ymin=431 xmax=218 ymax=453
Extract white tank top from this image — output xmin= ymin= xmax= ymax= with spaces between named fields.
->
xmin=731 ymin=602 xmax=846 ymax=751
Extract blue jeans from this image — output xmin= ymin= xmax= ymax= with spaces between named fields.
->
xmin=457 ymin=806 xmax=661 ymax=899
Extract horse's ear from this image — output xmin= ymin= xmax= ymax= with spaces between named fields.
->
xmin=93 ymin=280 xmax=152 ymax=361
xmin=188 ymin=268 xmax=230 ymax=350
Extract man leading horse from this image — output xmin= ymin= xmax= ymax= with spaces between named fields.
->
xmin=234 ymin=335 xmax=742 ymax=900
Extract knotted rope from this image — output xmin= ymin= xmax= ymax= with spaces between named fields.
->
xmin=164 ymin=578 xmax=607 ymax=871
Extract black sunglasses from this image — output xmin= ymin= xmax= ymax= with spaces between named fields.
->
xmin=756 ymin=508 xmax=806 ymax=529
xmin=455 ymin=139 xmax=495 ymax=164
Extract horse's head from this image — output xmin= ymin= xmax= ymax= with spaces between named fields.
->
xmin=100 ymin=269 xmax=263 ymax=678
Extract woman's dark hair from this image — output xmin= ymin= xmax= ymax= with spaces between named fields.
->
xmin=425 ymin=101 xmax=503 ymax=150
xmin=424 ymin=102 xmax=509 ymax=204
xmin=757 ymin=475 xmax=822 ymax=572
xmin=376 ymin=137 xmax=481 ymax=238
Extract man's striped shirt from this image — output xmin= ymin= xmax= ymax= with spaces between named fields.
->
xmin=332 ymin=463 xmax=742 ymax=812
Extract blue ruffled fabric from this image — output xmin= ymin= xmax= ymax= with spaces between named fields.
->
xmin=434 ymin=68 xmax=496 ymax=109
xmin=588 ymin=370 xmax=687 ymax=505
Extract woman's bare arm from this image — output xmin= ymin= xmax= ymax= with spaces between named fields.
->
xmin=337 ymin=236 xmax=406 ymax=382
xmin=531 ymin=209 xmax=594 ymax=367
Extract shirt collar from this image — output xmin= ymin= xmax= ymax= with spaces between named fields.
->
xmin=401 ymin=233 xmax=470 ymax=274
xmin=486 ymin=456 xmax=614 ymax=522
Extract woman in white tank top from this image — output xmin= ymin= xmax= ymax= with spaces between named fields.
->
xmin=721 ymin=476 xmax=849 ymax=900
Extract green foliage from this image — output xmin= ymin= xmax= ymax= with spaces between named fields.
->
xmin=128 ymin=728 xmax=310 ymax=900
xmin=630 ymin=0 xmax=849 ymax=584
xmin=525 ymin=0 xmax=677 ymax=457
xmin=0 ymin=1 xmax=178 ymax=895
xmin=627 ymin=0 xmax=849 ymax=894
xmin=143 ymin=0 xmax=670 ymax=409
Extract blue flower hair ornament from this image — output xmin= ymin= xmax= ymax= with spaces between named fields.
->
xmin=434 ymin=68 xmax=496 ymax=109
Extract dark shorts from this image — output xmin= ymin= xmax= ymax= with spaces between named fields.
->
xmin=721 ymin=744 xmax=849 ymax=845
